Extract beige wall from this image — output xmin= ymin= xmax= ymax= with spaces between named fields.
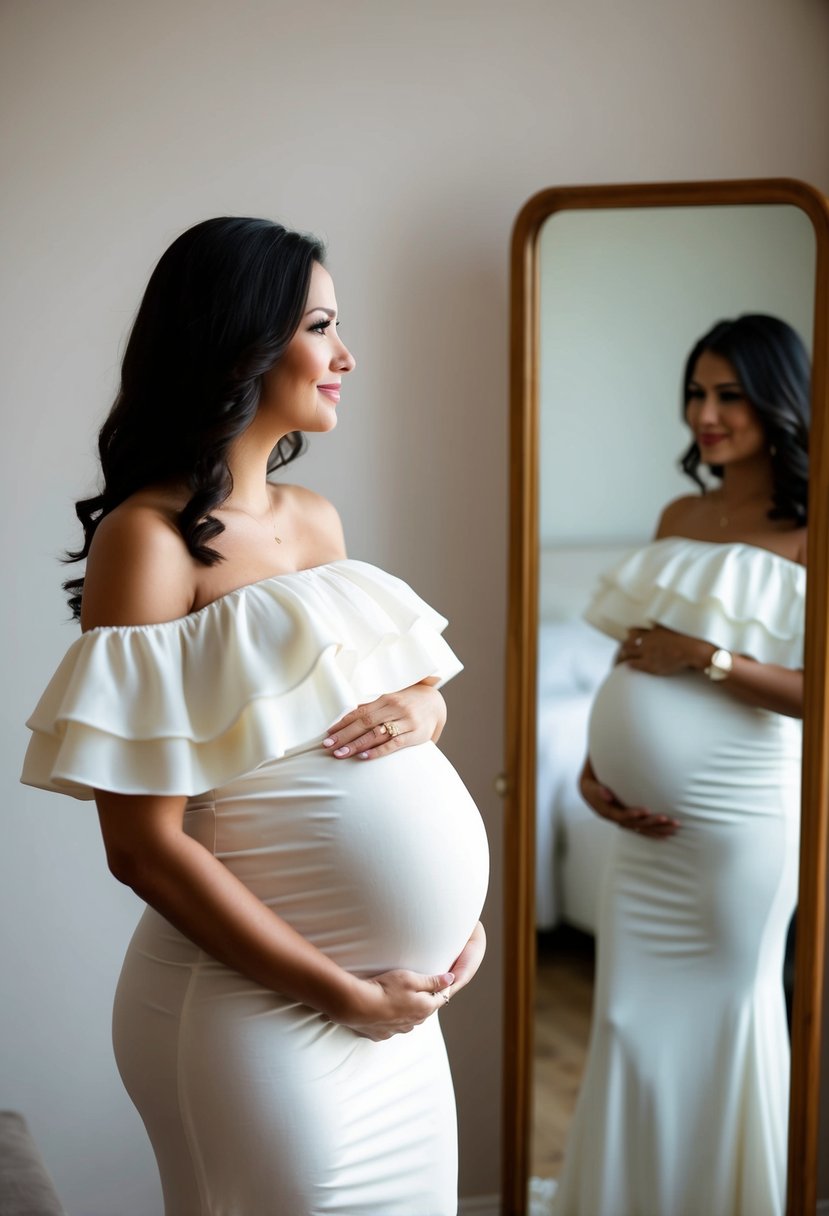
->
xmin=2 ymin=2 xmax=828 ymax=1212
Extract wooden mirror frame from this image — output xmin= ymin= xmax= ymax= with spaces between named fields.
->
xmin=503 ymin=178 xmax=829 ymax=1216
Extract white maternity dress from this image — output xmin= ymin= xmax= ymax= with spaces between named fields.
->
xmin=21 ymin=560 xmax=490 ymax=1216
xmin=550 ymin=538 xmax=804 ymax=1216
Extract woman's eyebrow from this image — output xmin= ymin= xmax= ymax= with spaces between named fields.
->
xmin=303 ymin=306 xmax=337 ymax=318
xmin=688 ymin=379 xmax=742 ymax=390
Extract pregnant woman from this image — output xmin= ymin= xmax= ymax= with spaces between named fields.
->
xmin=21 ymin=217 xmax=489 ymax=1215
xmin=551 ymin=314 xmax=809 ymax=1216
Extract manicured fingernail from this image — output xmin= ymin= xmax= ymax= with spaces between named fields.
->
xmin=358 ymin=752 xmax=369 ymax=759
xmin=334 ymin=746 xmax=349 ymax=757
xmin=323 ymin=737 xmax=336 ymax=747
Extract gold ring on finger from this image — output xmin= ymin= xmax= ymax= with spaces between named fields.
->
xmin=382 ymin=720 xmax=400 ymax=738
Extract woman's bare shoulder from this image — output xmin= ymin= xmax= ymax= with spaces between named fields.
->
xmin=276 ymin=483 xmax=347 ymax=561
xmin=654 ymin=494 xmax=703 ymax=539
xmin=81 ymin=494 xmax=198 ymax=631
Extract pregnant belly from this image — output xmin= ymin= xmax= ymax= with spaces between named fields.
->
xmin=185 ymin=742 xmax=489 ymax=976
xmin=588 ymin=664 xmax=801 ymax=823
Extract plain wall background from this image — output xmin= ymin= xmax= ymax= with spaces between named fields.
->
xmin=2 ymin=2 xmax=829 ymax=1212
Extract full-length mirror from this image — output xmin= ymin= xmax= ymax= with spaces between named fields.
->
xmin=503 ymin=181 xmax=829 ymax=1216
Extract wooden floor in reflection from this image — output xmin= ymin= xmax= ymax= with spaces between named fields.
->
xmin=532 ymin=927 xmax=595 ymax=1179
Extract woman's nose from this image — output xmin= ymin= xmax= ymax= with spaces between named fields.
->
xmin=697 ymin=394 xmax=720 ymax=423
xmin=334 ymin=340 xmax=356 ymax=373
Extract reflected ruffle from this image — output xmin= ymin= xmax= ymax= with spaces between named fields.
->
xmin=584 ymin=537 xmax=805 ymax=667
xmin=21 ymin=560 xmax=463 ymax=800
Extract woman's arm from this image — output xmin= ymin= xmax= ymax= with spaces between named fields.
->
xmin=647 ymin=501 xmax=804 ymax=717
xmin=618 ymin=626 xmax=803 ymax=719
xmin=96 ymin=789 xmax=452 ymax=1039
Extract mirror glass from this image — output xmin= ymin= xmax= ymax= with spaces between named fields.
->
xmin=530 ymin=204 xmax=815 ymax=1212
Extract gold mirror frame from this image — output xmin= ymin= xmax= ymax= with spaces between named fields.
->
xmin=503 ymin=178 xmax=829 ymax=1216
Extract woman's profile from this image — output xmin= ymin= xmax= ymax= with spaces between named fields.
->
xmin=551 ymin=314 xmax=809 ymax=1216
xmin=21 ymin=217 xmax=489 ymax=1215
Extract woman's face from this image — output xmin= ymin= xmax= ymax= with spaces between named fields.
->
xmin=259 ymin=261 xmax=355 ymax=434
xmin=685 ymin=349 xmax=767 ymax=467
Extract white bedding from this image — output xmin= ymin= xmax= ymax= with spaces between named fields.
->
xmin=534 ymin=542 xmax=639 ymax=932
xmin=535 ymin=619 xmax=616 ymax=929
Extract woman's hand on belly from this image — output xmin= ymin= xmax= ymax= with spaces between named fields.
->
xmin=444 ymin=921 xmax=486 ymax=1001
xmin=618 ymin=625 xmax=711 ymax=675
xmin=334 ymin=966 xmax=456 ymax=1041
xmin=579 ymin=757 xmax=680 ymax=839
xmin=322 ymin=680 xmax=447 ymax=760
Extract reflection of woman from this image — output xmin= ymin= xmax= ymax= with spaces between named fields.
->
xmin=552 ymin=314 xmax=809 ymax=1216
xmin=21 ymin=218 xmax=489 ymax=1214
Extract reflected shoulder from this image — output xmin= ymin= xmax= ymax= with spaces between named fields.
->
xmin=654 ymin=495 xmax=701 ymax=539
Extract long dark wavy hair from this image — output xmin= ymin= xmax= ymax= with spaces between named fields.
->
xmin=680 ymin=313 xmax=810 ymax=526
xmin=63 ymin=217 xmax=325 ymax=618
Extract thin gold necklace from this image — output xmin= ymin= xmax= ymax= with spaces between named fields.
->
xmin=234 ymin=494 xmax=282 ymax=544
xmin=713 ymin=489 xmax=768 ymax=530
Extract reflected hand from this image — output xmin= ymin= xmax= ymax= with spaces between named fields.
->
xmin=579 ymin=757 xmax=679 ymax=839
xmin=619 ymin=626 xmax=710 ymax=676
xmin=322 ymin=682 xmax=446 ymax=760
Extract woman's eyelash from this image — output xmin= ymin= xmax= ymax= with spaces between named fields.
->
xmin=309 ymin=318 xmax=340 ymax=334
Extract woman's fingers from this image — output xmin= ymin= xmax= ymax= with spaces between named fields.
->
xmin=446 ymin=923 xmax=486 ymax=993
xmin=323 ymin=696 xmax=411 ymax=758
xmin=617 ymin=808 xmax=680 ymax=838
xmin=323 ymin=685 xmax=444 ymax=759
xmin=325 ymin=719 xmax=408 ymax=759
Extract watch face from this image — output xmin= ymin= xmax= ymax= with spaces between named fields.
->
xmin=707 ymin=649 xmax=733 ymax=679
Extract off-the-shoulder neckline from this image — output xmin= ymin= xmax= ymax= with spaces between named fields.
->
xmin=81 ymin=558 xmax=358 ymax=635
xmin=652 ymin=535 xmax=806 ymax=571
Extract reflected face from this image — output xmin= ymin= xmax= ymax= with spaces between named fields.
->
xmin=259 ymin=262 xmax=356 ymax=434
xmin=685 ymin=350 xmax=767 ymax=467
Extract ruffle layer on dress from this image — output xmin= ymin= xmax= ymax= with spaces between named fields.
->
xmin=21 ymin=560 xmax=463 ymax=800
xmin=584 ymin=537 xmax=805 ymax=667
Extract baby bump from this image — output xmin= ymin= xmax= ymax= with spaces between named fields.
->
xmin=588 ymin=664 xmax=801 ymax=824
xmin=187 ymin=742 xmax=489 ymax=976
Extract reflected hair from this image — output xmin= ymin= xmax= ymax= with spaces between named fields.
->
xmin=680 ymin=313 xmax=810 ymax=526
xmin=63 ymin=216 xmax=325 ymax=619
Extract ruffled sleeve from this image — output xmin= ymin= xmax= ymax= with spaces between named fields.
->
xmin=21 ymin=560 xmax=463 ymax=801
xmin=584 ymin=538 xmax=805 ymax=667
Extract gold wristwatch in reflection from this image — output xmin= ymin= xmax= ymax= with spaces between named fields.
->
xmin=704 ymin=648 xmax=733 ymax=681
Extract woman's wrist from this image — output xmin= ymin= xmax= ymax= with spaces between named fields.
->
xmin=317 ymin=969 xmax=373 ymax=1024
xmin=688 ymin=638 xmax=717 ymax=671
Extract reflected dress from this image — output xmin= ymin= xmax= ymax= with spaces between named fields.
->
xmin=21 ymin=560 xmax=490 ymax=1216
xmin=551 ymin=538 xmax=804 ymax=1216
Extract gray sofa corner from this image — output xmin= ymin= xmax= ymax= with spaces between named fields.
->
xmin=0 ymin=1112 xmax=67 ymax=1216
